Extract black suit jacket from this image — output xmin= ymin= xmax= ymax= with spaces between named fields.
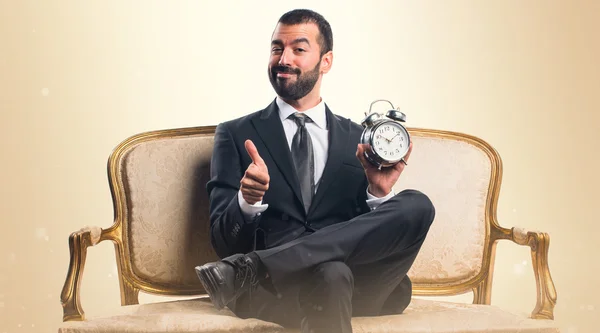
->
xmin=206 ymin=99 xmax=371 ymax=259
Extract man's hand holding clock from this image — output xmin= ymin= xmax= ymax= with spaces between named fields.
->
xmin=356 ymin=99 xmax=413 ymax=197
xmin=356 ymin=141 xmax=413 ymax=197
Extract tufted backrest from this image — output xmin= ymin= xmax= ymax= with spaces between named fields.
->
xmin=106 ymin=126 xmax=501 ymax=300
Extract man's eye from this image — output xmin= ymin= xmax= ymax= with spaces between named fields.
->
xmin=272 ymin=48 xmax=282 ymax=53
xmin=296 ymin=48 xmax=306 ymax=52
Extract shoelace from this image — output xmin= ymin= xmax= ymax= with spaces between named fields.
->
xmin=233 ymin=256 xmax=259 ymax=292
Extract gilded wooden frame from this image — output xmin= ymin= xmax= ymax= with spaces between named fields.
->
xmin=60 ymin=126 xmax=557 ymax=322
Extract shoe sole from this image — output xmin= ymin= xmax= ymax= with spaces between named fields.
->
xmin=195 ymin=265 xmax=225 ymax=310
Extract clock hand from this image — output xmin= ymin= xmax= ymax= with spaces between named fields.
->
xmin=384 ymin=134 xmax=397 ymax=142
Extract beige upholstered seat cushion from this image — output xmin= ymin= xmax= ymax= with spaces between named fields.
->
xmin=58 ymin=298 xmax=559 ymax=333
xmin=58 ymin=297 xmax=282 ymax=333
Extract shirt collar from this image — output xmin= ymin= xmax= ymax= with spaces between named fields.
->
xmin=276 ymin=96 xmax=327 ymax=130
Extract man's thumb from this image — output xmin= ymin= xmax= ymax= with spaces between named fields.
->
xmin=245 ymin=140 xmax=265 ymax=167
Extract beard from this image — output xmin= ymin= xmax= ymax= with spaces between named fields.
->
xmin=268 ymin=60 xmax=321 ymax=101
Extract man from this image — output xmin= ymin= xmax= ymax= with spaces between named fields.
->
xmin=196 ymin=9 xmax=435 ymax=333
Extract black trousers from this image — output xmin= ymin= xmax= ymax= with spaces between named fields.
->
xmin=234 ymin=189 xmax=435 ymax=333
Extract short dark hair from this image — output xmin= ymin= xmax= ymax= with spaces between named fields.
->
xmin=277 ymin=9 xmax=333 ymax=57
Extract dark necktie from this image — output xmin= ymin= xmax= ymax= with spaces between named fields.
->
xmin=289 ymin=113 xmax=315 ymax=213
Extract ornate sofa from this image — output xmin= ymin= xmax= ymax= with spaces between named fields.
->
xmin=58 ymin=126 xmax=560 ymax=333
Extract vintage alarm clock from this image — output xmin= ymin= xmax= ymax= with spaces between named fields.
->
xmin=359 ymin=99 xmax=411 ymax=169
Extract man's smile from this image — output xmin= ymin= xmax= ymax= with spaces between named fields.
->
xmin=276 ymin=72 xmax=296 ymax=78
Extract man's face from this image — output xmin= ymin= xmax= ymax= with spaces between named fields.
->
xmin=268 ymin=23 xmax=324 ymax=101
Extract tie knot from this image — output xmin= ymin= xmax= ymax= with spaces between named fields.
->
xmin=289 ymin=112 xmax=312 ymax=127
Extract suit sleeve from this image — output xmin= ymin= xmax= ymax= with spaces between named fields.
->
xmin=352 ymin=123 xmax=375 ymax=216
xmin=355 ymin=176 xmax=372 ymax=215
xmin=206 ymin=123 xmax=261 ymax=258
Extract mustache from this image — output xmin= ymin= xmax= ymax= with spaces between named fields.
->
xmin=272 ymin=66 xmax=301 ymax=75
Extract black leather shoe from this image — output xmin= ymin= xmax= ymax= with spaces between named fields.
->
xmin=195 ymin=254 xmax=260 ymax=310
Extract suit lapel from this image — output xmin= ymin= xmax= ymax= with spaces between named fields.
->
xmin=251 ymin=100 xmax=304 ymax=208
xmin=308 ymin=105 xmax=350 ymax=216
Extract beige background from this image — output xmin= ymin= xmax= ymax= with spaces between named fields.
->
xmin=1 ymin=0 xmax=599 ymax=332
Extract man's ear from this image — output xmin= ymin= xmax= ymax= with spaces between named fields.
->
xmin=320 ymin=51 xmax=333 ymax=74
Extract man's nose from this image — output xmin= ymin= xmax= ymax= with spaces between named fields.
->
xmin=278 ymin=48 xmax=293 ymax=66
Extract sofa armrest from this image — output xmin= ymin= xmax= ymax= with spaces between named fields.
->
xmin=497 ymin=226 xmax=558 ymax=319
xmin=60 ymin=226 xmax=105 ymax=321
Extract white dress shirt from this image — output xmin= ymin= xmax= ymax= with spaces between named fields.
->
xmin=238 ymin=97 xmax=395 ymax=219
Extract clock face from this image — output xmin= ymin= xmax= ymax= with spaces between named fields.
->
xmin=372 ymin=122 xmax=409 ymax=161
